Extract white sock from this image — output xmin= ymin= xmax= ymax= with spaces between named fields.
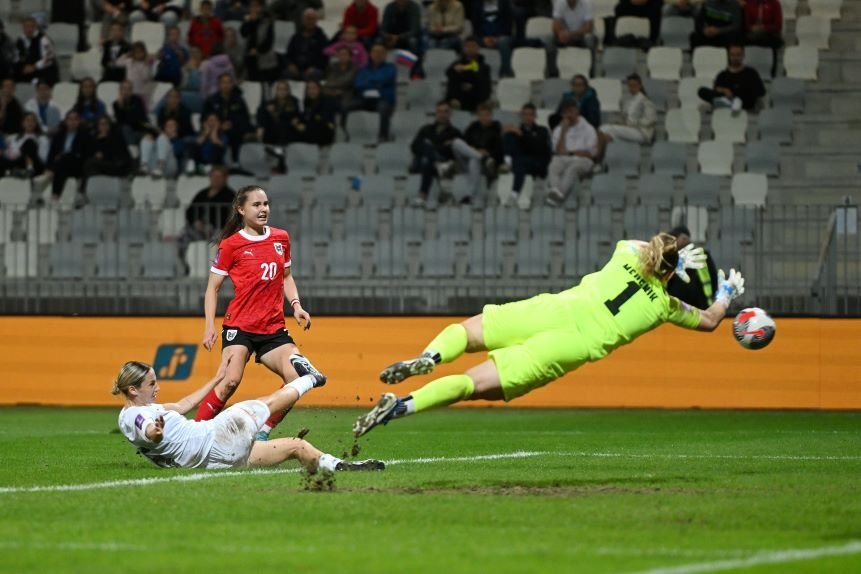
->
xmin=260 ymin=424 xmax=273 ymax=434
xmin=403 ymin=397 xmax=416 ymax=415
xmin=286 ymin=374 xmax=315 ymax=397
xmin=317 ymin=453 xmax=341 ymax=472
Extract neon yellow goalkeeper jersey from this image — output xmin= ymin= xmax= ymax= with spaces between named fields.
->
xmin=563 ymin=240 xmax=701 ymax=359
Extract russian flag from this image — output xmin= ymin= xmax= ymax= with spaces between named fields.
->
xmin=395 ymin=49 xmax=418 ymax=67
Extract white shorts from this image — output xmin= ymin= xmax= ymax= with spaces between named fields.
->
xmin=599 ymin=124 xmax=649 ymax=143
xmin=205 ymin=400 xmax=271 ymax=469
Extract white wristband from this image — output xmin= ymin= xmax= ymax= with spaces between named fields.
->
xmin=290 ymin=298 xmax=301 ymax=308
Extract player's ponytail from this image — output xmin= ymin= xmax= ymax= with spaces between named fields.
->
xmin=639 ymin=232 xmax=679 ymax=281
xmin=215 ymin=185 xmax=265 ymax=245
xmin=111 ymin=361 xmax=152 ymax=396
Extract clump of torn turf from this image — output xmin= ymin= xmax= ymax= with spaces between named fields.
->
xmin=340 ymin=441 xmax=361 ymax=459
xmin=297 ymin=427 xmax=310 ymax=439
xmin=301 ymin=469 xmax=336 ymax=492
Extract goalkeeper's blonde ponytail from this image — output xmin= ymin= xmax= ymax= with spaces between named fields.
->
xmin=639 ymin=233 xmax=679 ymax=281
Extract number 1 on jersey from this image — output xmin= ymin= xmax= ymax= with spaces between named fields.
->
xmin=260 ymin=262 xmax=278 ymax=280
xmin=604 ymin=281 xmax=639 ymax=316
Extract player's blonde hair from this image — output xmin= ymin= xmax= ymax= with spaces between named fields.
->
xmin=111 ymin=361 xmax=152 ymax=396
xmin=639 ymin=232 xmax=679 ymax=281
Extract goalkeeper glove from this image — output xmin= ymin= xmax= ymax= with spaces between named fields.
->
xmin=674 ymin=243 xmax=707 ymax=283
xmin=716 ymin=268 xmax=745 ymax=306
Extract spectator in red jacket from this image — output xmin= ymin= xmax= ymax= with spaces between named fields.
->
xmin=188 ymin=0 xmax=225 ymax=58
xmin=744 ymin=0 xmax=781 ymax=76
xmin=343 ymin=0 xmax=380 ymax=48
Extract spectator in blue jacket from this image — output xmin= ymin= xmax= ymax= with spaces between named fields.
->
xmin=549 ymin=74 xmax=601 ymax=130
xmin=201 ymin=72 xmax=251 ymax=161
xmin=155 ymin=26 xmax=189 ymax=85
xmin=470 ymin=0 xmax=514 ymax=77
xmin=350 ymin=42 xmax=397 ymax=142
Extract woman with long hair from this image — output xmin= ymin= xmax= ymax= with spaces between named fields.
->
xmin=73 ymin=77 xmax=107 ymax=131
xmin=197 ymin=184 xmax=319 ymax=442
xmin=1 ymin=111 xmax=49 ymax=178
xmin=354 ymin=234 xmax=746 ymax=437
xmin=300 ymin=79 xmax=337 ymax=147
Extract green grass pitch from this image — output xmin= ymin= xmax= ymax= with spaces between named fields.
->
xmin=1 ymin=406 xmax=860 ymax=574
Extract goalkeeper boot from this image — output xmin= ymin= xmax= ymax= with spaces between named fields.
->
xmin=353 ymin=393 xmax=403 ymax=437
xmin=379 ymin=352 xmax=437 ymax=385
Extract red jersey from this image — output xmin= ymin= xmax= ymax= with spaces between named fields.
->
xmin=343 ymin=2 xmax=379 ymax=40
xmin=210 ymin=226 xmax=291 ymax=335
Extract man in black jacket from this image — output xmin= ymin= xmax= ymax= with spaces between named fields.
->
xmin=667 ymin=225 xmax=719 ymax=310
xmin=445 ymin=36 xmax=491 ymax=112
xmin=452 ymin=102 xmax=502 ymax=205
xmin=201 ymin=73 xmax=252 ymax=161
xmin=410 ymin=100 xmax=462 ymax=207
xmin=101 ymin=22 xmax=131 ymax=82
xmin=15 ymin=17 xmax=59 ymax=85
xmin=44 ymin=110 xmax=92 ymax=203
xmin=501 ymin=103 xmax=551 ymax=209
xmin=285 ymin=7 xmax=329 ymax=80
xmin=697 ymin=45 xmax=765 ymax=112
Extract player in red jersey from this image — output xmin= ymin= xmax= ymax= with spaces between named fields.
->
xmin=195 ymin=184 xmax=323 ymax=441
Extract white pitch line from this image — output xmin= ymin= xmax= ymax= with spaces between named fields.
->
xmin=628 ymin=540 xmax=861 ymax=574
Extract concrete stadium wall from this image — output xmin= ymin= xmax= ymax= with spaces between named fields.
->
xmin=1 ymin=316 xmax=859 ymax=409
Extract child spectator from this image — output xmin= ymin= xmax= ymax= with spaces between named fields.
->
xmin=188 ymin=0 xmax=224 ymax=58
xmin=323 ymin=46 xmax=358 ymax=112
xmin=101 ymin=21 xmax=131 ymax=82
xmin=0 ymin=112 xmax=49 ymax=178
xmin=201 ymin=73 xmax=251 ymax=161
xmin=119 ymin=41 xmax=155 ymax=105
xmin=323 ymin=25 xmax=368 ymax=70
xmin=24 ymin=81 xmax=62 ymax=135
xmin=181 ymin=46 xmax=205 ymax=113
xmin=189 ymin=113 xmax=229 ymax=171
xmin=200 ymin=42 xmax=236 ymax=100
xmin=139 ymin=117 xmax=186 ymax=178
xmin=156 ymin=87 xmax=195 ymax=139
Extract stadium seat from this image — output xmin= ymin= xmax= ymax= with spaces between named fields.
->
xmin=719 ymin=205 xmax=757 ymax=239
xmin=745 ymin=141 xmax=781 ymax=176
xmin=484 ymin=205 xmax=519 ymax=243
xmin=70 ymin=207 xmax=103 ymax=243
xmin=497 ymin=78 xmax=533 ymax=111
xmin=373 ymin=239 xmax=407 ymax=278
xmin=781 ymin=0 xmax=799 ymax=19
xmin=795 ymin=16 xmax=831 ymax=49
xmin=70 ymin=50 xmax=102 ymax=81
xmin=660 ymin=17 xmax=694 ymax=49
xmin=745 ymin=46 xmax=774 ymax=79
xmin=514 ymin=237 xmax=551 ymax=278
xmin=590 ymin=78 xmax=622 ymax=113
xmin=697 ymin=141 xmax=734 ymax=176
xmin=684 ymin=173 xmax=721 ymax=207
xmin=286 ymin=142 xmax=321 ymax=174
xmin=651 ymin=142 xmax=688 ymax=176
xmin=131 ymin=177 xmax=167 ymax=208
xmin=539 ymin=78 xmax=568 ymax=109
xmin=391 ymin=110 xmax=428 ymax=143
xmin=466 ymin=237 xmax=502 ymax=277
xmin=96 ymin=82 xmax=120 ymax=116
xmin=406 ymin=80 xmax=442 ymax=111
xmin=375 ymin=142 xmax=412 ymax=175
xmin=328 ymin=143 xmax=365 ymax=176
xmin=151 ymin=82 xmax=172 ymax=108
xmin=48 ymin=23 xmax=79 ymax=57
xmin=176 ymin=175 xmax=209 ymax=206
xmin=678 ymin=76 xmax=711 ymax=109
xmin=591 ymin=0 xmax=617 ymax=18
xmin=479 ymin=49 xmax=501 ymax=80
xmin=808 ymin=0 xmax=842 ymax=18
xmin=511 ymin=48 xmax=547 ymax=81
xmin=731 ymin=173 xmax=768 ymax=206
xmin=636 ymin=174 xmax=676 ymax=206
xmin=273 ymin=20 xmax=295 ymax=53
xmin=421 ymin=237 xmax=457 ymax=277
xmin=157 ymin=208 xmax=184 ymax=239
xmin=647 ymin=47 xmax=682 ymax=81
xmin=131 ymin=21 xmax=165 ymax=54
xmin=671 ymin=205 xmax=709 ymax=243
xmin=238 ymin=143 xmax=270 ymax=179
xmin=95 ymin=242 xmax=128 ymax=278
xmin=288 ymin=80 xmax=306 ymax=103
xmin=771 ymin=78 xmax=806 ymax=111
xmin=142 ymin=242 xmax=177 ymax=278
xmin=0 ymin=178 xmax=32 ymax=205
xmin=325 ymin=239 xmax=363 ymax=278
xmin=240 ymin=82 xmax=263 ymax=115
xmin=393 ymin=207 xmax=427 ymax=243
xmin=15 ymin=82 xmax=35 ymax=104
xmin=590 ymin=173 xmax=627 ymax=207
xmin=344 ymin=205 xmax=380 ymax=243
xmin=313 ymin=175 xmax=350 ymax=209
xmin=87 ymin=24 xmax=103 ymax=50
xmin=267 ymin=173 xmax=305 ymax=211
xmin=525 ymin=16 xmax=554 ymax=44
xmin=711 ymin=108 xmax=748 ymax=143
xmin=359 ymin=175 xmax=397 ymax=209
xmin=624 ymin=205 xmax=661 ymax=238
xmin=52 ymin=82 xmax=78 ymax=116
xmin=424 ymin=49 xmax=452 ymax=80
xmin=186 ymin=241 xmax=214 ymax=279
xmin=604 ymin=141 xmax=640 ymax=177
xmin=449 ymin=109 xmax=472 ymax=133
xmin=3 ymin=241 xmax=38 ymax=277
xmin=437 ymin=205 xmax=472 ymax=243
xmin=665 ymin=108 xmax=700 ymax=144
xmin=87 ymin=176 xmax=123 ymax=208
xmin=0 ymin=208 xmax=16 ymax=243
xmin=641 ymin=78 xmax=668 ymax=110
xmin=556 ymin=48 xmax=592 ymax=79
xmin=692 ymin=47 xmax=726 ymax=79
xmin=616 ymin=16 xmax=650 ymax=40
xmin=757 ymin=107 xmax=794 ymax=144
xmin=345 ymin=111 xmax=381 ymax=143
xmin=601 ymin=48 xmax=638 ymax=79
xmin=24 ymin=208 xmax=59 ymax=244
xmin=783 ymin=46 xmax=819 ymax=80
xmin=116 ymin=209 xmax=149 ymax=243
xmin=50 ymin=241 xmax=85 ymax=278
xmin=530 ymin=205 xmax=566 ymax=242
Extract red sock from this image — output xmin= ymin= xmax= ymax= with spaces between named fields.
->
xmin=264 ymin=407 xmax=291 ymax=429
xmin=194 ymin=389 xmax=226 ymax=421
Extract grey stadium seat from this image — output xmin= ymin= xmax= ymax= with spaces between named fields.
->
xmin=47 ymin=23 xmax=78 ymax=56
xmin=142 ymin=242 xmax=178 ymax=278
xmin=393 ymin=207 xmax=427 ymax=243
xmin=328 ymin=142 xmax=365 ymax=176
xmin=564 ymin=235 xmax=604 ymax=277
xmin=641 ymin=78 xmax=668 ymax=111
xmin=651 ymin=142 xmax=688 ymax=177
xmin=602 ymin=48 xmax=638 ymax=79
xmin=437 ymin=205 xmax=472 ymax=243
xmin=391 ymin=110 xmax=426 ymax=143
xmin=484 ymin=206 xmax=519 ymax=243
xmin=238 ymin=143 xmax=270 ymax=179
xmin=406 ymin=79 xmax=443 ymax=111
xmin=95 ymin=242 xmax=128 ymax=278
xmin=479 ymin=49 xmax=501 ymax=80
xmin=424 ymin=49 xmax=453 ymax=80
xmin=757 ymin=107 xmax=794 ymax=144
xmin=466 ymin=237 xmax=502 ymax=277
xmin=87 ymin=176 xmax=123 ymax=208
xmin=719 ymin=206 xmax=757 ymax=241
xmin=449 ymin=109 xmax=473 ymax=133
xmin=514 ymin=237 xmax=551 ymax=278
xmin=49 ymin=241 xmax=85 ymax=278
xmin=530 ymin=206 xmax=566 ymax=242
xmin=267 ymin=174 xmax=305 ymax=211
xmin=636 ymin=174 xmax=675 ymax=206
xmin=305 ymin=205 xmax=334 ymax=244
xmin=70 ymin=207 xmax=103 ymax=243
xmin=346 ymin=111 xmax=381 ymax=144
xmin=344 ymin=206 xmax=380 ymax=243
xmin=684 ymin=173 xmax=721 ymax=207
xmin=623 ymin=205 xmax=661 ymax=238
xmin=375 ymin=142 xmax=412 ymax=174
xmin=325 ymin=239 xmax=363 ymax=278
xmin=286 ymin=142 xmax=321 ymax=174
xmin=576 ymin=205 xmax=613 ymax=243
xmin=745 ymin=46 xmax=774 ymax=78
xmin=745 ymin=141 xmax=781 ymax=176
xmin=541 ymin=78 xmax=569 ymax=108
xmin=313 ymin=175 xmax=350 ymax=209
xmin=591 ymin=172 xmax=627 ymax=208
xmin=373 ymin=240 xmax=407 ymax=278
xmin=604 ymin=141 xmax=640 ymax=177
xmin=660 ymin=17 xmax=694 ymax=49
xmin=420 ymin=238 xmax=457 ymax=277
xmin=116 ymin=209 xmax=150 ymax=243
xmin=359 ymin=174 xmax=397 ymax=209
xmin=770 ymin=78 xmax=806 ymax=111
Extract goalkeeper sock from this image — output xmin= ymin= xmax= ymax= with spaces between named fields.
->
xmin=409 ymin=375 xmax=475 ymax=413
xmin=423 ymin=324 xmax=468 ymax=364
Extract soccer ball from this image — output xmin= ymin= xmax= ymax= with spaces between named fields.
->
xmin=732 ymin=308 xmax=776 ymax=350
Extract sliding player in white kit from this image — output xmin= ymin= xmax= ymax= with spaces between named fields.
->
xmin=114 ymin=359 xmax=384 ymax=472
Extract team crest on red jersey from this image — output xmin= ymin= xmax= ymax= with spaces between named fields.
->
xmin=273 ymin=242 xmax=283 ymax=255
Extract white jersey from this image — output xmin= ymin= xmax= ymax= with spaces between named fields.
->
xmin=118 ymin=404 xmax=215 ymax=468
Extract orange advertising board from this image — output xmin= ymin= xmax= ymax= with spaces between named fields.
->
xmin=1 ymin=316 xmax=859 ymax=409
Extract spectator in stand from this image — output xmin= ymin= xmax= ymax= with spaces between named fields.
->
xmin=410 ymin=100 xmax=462 ymax=207
xmin=323 ymin=46 xmax=359 ymax=112
xmin=24 ymin=81 xmax=62 ymax=136
xmin=156 ymin=87 xmax=195 ymax=139
xmin=114 ymin=78 xmax=155 ymax=145
xmin=300 ymin=80 xmax=337 ymax=147
xmin=223 ymin=27 xmax=246 ymax=79
xmin=545 ymin=101 xmax=597 ymax=208
xmin=690 ymin=0 xmax=742 ymax=48
xmin=351 ymin=42 xmax=397 ymax=142
xmin=0 ymin=22 xmax=17 ymax=81
xmin=269 ymin=0 xmax=324 ymax=26
xmin=549 ymin=74 xmax=601 ymax=130
xmin=241 ymin=0 xmax=279 ymax=82
xmin=744 ymin=0 xmax=782 ymax=75
xmin=500 ymin=103 xmax=552 ymax=210
xmin=613 ymin=0 xmax=662 ymax=45
xmin=73 ymin=78 xmax=107 ymax=132
xmin=97 ymin=0 xmax=132 ymax=38
xmin=256 ymin=79 xmax=302 ymax=170
xmin=82 ymin=115 xmax=133 ymax=188
xmin=343 ymin=0 xmax=380 ymax=49
xmin=596 ymin=73 xmax=655 ymax=160
xmin=202 ymin=72 xmax=251 ymax=161
xmin=381 ymin=0 xmax=424 ymax=77
xmin=664 ymin=0 xmax=701 ymax=17
xmin=452 ymin=102 xmax=503 ymax=205
xmin=323 ymin=25 xmax=368 ymax=70
xmin=470 ymin=0 xmax=514 ymax=77
xmin=697 ymin=45 xmax=765 ymax=112
xmin=181 ymin=46 xmax=204 ymax=112
xmin=101 ymin=21 xmax=131 ymax=82
xmin=427 ymin=0 xmax=466 ymax=50
xmin=15 ymin=17 xmax=60 ymax=85
xmin=189 ymin=113 xmax=229 ymax=171
xmin=179 ymin=165 xmax=235 ymax=259
xmin=188 ymin=0 xmax=224 ymax=58
xmin=445 ymin=36 xmax=492 ymax=112
xmin=512 ymin=0 xmax=553 ymax=42
xmin=119 ymin=41 xmax=155 ymax=104
xmin=0 ymin=79 xmax=24 ymax=134
xmin=155 ymin=26 xmax=189 ymax=86
xmin=139 ymin=117 xmax=186 ymax=177
xmin=285 ymin=8 xmax=329 ymax=80
xmin=552 ymin=0 xmax=595 ymax=50
xmin=200 ymin=42 xmax=236 ymax=100
xmin=667 ymin=225 xmax=719 ymax=310
xmin=129 ymin=0 xmax=183 ymax=26
xmin=0 ymin=112 xmax=49 ymax=178
xmin=215 ymin=0 xmax=250 ymax=21
xmin=45 ymin=110 xmax=92 ymax=204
